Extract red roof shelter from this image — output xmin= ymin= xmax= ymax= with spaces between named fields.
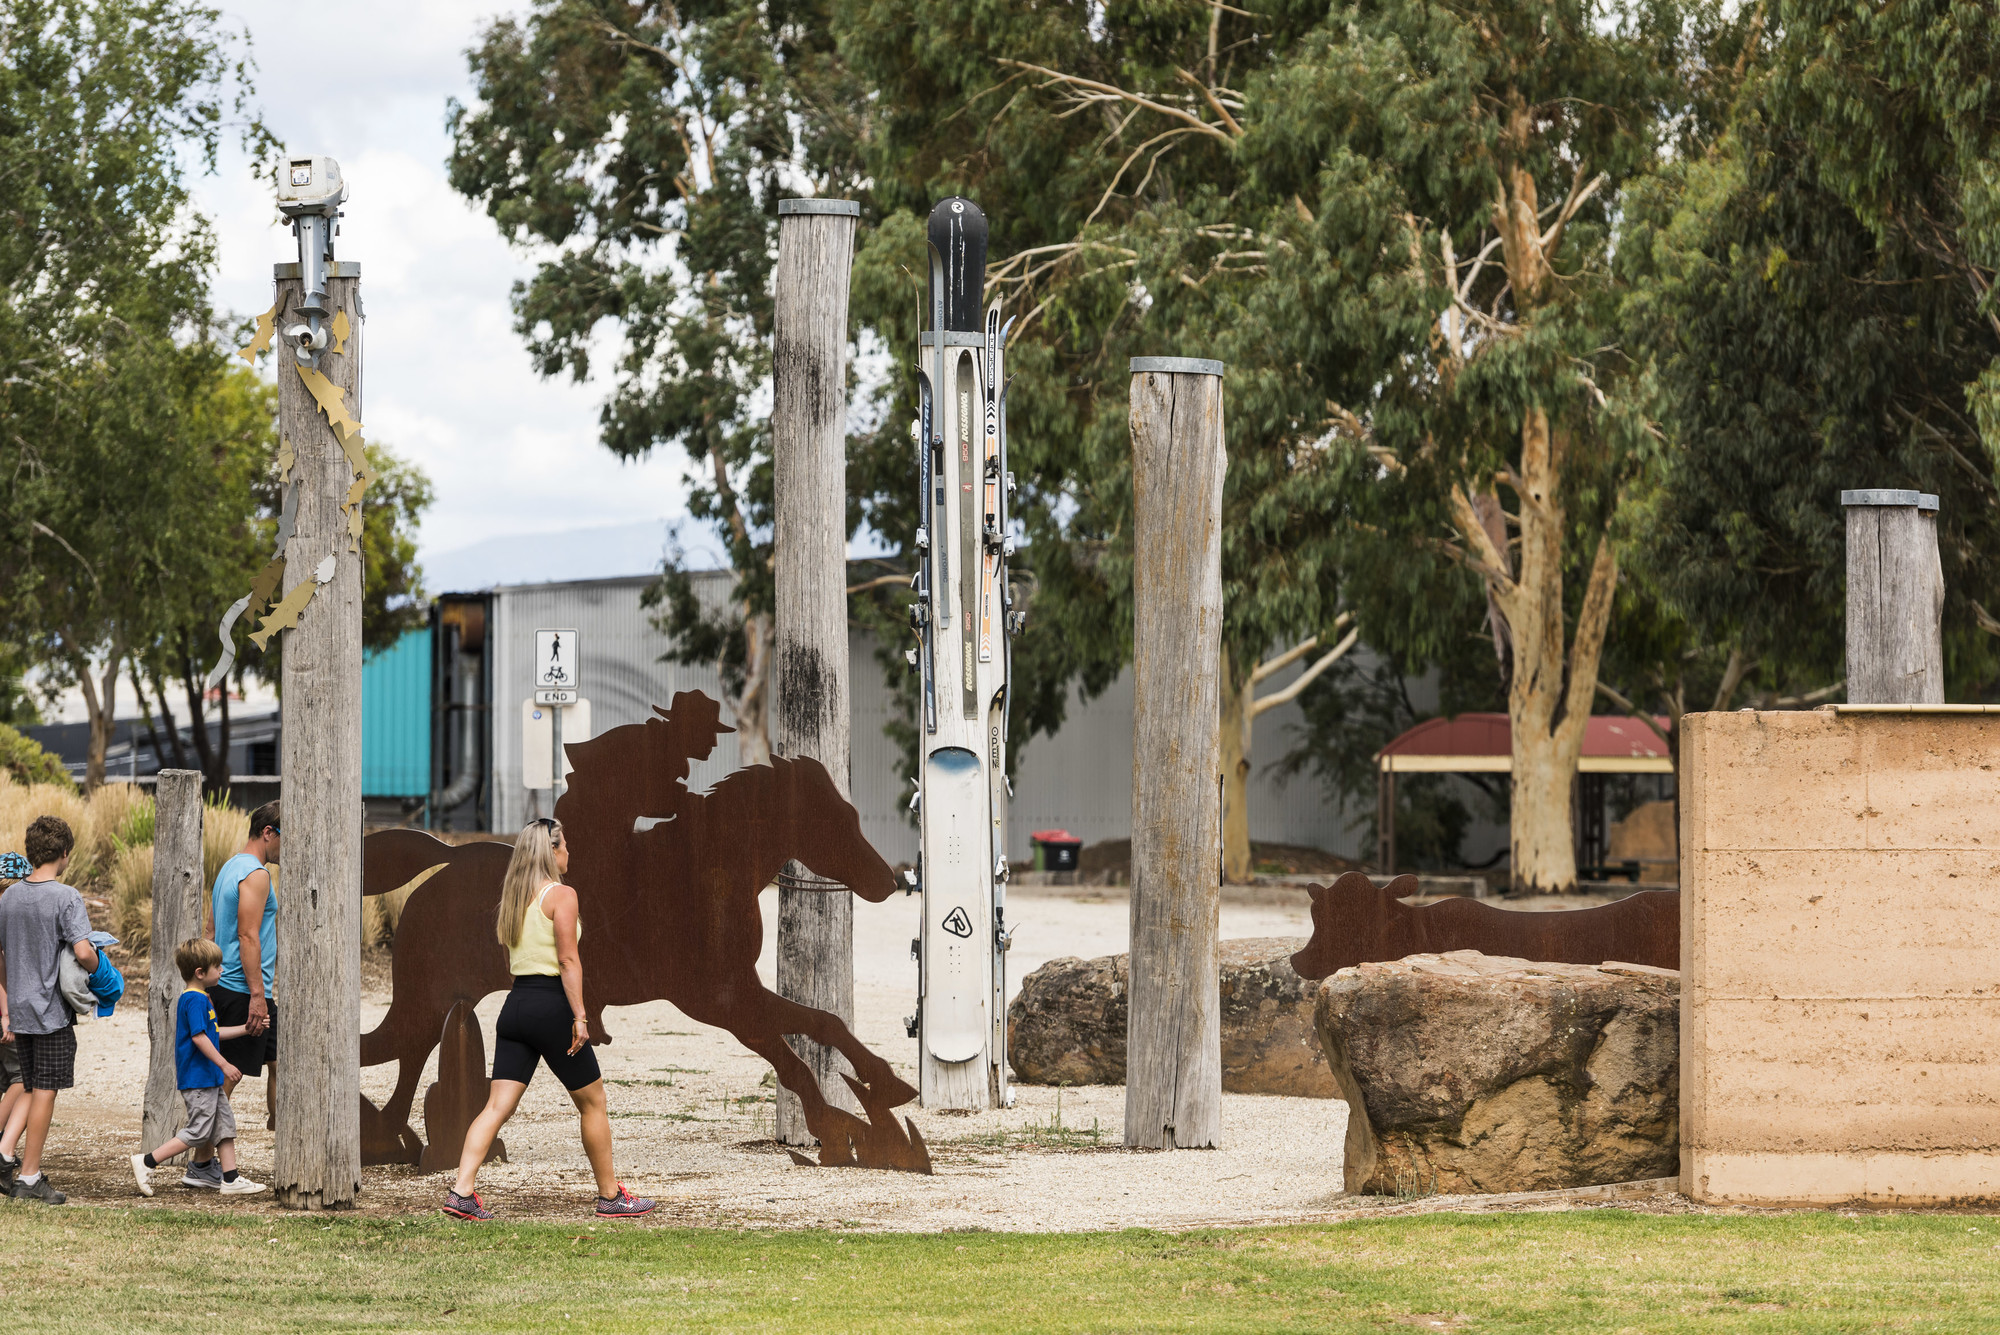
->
xmin=1373 ymin=712 xmax=1673 ymax=874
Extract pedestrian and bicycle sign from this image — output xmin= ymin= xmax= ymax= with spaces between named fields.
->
xmin=535 ymin=628 xmax=579 ymax=689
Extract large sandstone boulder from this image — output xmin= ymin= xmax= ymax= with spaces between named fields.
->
xmin=1316 ymin=950 xmax=1678 ymax=1195
xmin=1007 ymin=938 xmax=1337 ymax=1096
xmin=1008 ymin=952 xmax=1129 ymax=1086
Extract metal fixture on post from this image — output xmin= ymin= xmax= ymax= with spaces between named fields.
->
xmin=275 ymin=149 xmax=349 ymax=368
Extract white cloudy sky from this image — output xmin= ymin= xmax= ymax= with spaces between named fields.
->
xmin=190 ymin=0 xmax=705 ymax=567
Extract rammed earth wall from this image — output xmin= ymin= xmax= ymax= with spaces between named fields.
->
xmin=1680 ymin=708 xmax=2000 ymax=1205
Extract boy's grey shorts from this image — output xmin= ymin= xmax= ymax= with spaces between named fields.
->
xmin=176 ymin=1085 xmax=238 ymax=1148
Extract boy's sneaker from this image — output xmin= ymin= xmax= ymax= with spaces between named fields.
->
xmin=442 ymin=1189 xmax=493 ymax=1221
xmin=219 ymin=1175 xmax=267 ymax=1196
xmin=131 ymin=1153 xmax=155 ymax=1197
xmin=10 ymin=1174 xmax=66 ymax=1204
xmin=595 ymin=1183 xmax=656 ymax=1218
xmin=181 ymin=1159 xmax=223 ymax=1189
xmin=0 ymin=1154 xmax=15 ymax=1193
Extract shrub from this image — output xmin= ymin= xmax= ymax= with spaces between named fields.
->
xmin=118 ymin=797 xmax=156 ymax=849
xmin=0 ymin=778 xmax=87 ymax=878
xmin=70 ymin=783 xmax=149 ymax=886
xmin=202 ymin=798 xmax=249 ymax=891
xmin=0 ymin=724 xmax=73 ymax=790
xmin=111 ymin=843 xmax=154 ymax=952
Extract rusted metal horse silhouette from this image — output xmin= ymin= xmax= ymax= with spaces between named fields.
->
xmin=359 ymin=690 xmax=929 ymax=1172
xmin=1288 ymin=870 xmax=1680 ymax=980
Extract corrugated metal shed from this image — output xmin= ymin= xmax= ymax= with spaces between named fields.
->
xmin=484 ymin=571 xmax=1409 ymax=864
xmin=361 ymin=628 xmax=431 ymax=796
xmin=491 ymin=576 xmax=743 ymax=830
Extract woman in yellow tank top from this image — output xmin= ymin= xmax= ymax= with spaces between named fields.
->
xmin=442 ymin=818 xmax=653 ymax=1221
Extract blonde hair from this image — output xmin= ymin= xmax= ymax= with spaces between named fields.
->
xmin=497 ymin=819 xmax=564 ymax=949
xmin=175 ymin=937 xmax=223 ymax=981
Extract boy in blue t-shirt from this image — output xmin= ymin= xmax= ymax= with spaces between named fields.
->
xmin=129 ymin=939 xmax=267 ymax=1197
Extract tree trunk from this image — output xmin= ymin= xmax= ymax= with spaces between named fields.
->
xmin=1125 ymin=357 xmax=1225 ymax=1150
xmin=1843 ymin=491 xmax=1944 ymax=704
xmin=212 ymin=687 xmax=233 ymax=792
xmin=143 ymin=770 xmax=205 ymax=1157
xmin=179 ymin=640 xmax=216 ymax=784
xmin=155 ymin=666 xmax=188 ymax=771
xmin=271 ymin=269 xmax=363 ymax=1210
xmin=733 ymin=613 xmax=774 ymax=767
xmin=1221 ymin=648 xmax=1253 ymax=883
xmin=1452 ymin=408 xmax=1619 ymax=895
xmin=131 ymin=664 xmax=171 ymax=777
xmin=75 ymin=648 xmax=121 ymax=792
xmin=769 ymin=198 xmax=860 ymax=1144
xmin=1471 ymin=488 xmax=1514 ymax=686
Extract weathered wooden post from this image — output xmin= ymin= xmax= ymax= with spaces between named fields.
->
xmin=270 ymin=251 xmax=364 ymax=1209
xmin=771 ymin=197 xmax=862 ymax=1144
xmin=1843 ymin=489 xmax=1944 ymax=704
xmin=143 ymin=769 xmax=205 ymax=1158
xmin=1126 ymin=356 xmax=1226 ymax=1150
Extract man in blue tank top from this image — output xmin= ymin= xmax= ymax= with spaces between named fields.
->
xmin=189 ymin=802 xmax=281 ymax=1190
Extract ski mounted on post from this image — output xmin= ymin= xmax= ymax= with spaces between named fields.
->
xmin=907 ymin=198 xmax=1020 ymax=1109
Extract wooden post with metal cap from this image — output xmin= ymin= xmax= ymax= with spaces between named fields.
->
xmin=1125 ymin=355 xmax=1226 ymax=1150
xmin=271 ymin=151 xmax=363 ymax=1208
xmin=771 ymin=197 xmax=863 ymax=1144
xmin=1842 ymin=489 xmax=1944 ymax=704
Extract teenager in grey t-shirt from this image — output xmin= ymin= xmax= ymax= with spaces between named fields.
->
xmin=0 ymin=879 xmax=91 ymax=1035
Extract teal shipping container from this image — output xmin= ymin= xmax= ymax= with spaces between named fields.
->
xmin=362 ymin=628 xmax=431 ymax=797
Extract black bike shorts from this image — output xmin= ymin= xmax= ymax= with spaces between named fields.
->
xmin=492 ymin=976 xmax=601 ymax=1092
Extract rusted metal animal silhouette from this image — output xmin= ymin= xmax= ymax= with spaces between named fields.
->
xmin=1288 ymin=871 xmax=1679 ymax=980
xmin=359 ymin=690 xmax=930 ymax=1172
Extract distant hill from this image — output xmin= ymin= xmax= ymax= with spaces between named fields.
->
xmin=418 ymin=519 xmax=726 ymax=592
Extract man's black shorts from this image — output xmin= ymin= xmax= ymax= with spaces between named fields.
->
xmin=208 ymin=987 xmax=278 ymax=1076
xmin=17 ymin=1026 xmax=76 ymax=1091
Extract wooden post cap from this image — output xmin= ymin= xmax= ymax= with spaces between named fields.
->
xmin=1841 ymin=489 xmax=1939 ymax=511
xmin=777 ymin=198 xmax=861 ymax=217
xmin=1130 ymin=356 xmax=1224 ymax=376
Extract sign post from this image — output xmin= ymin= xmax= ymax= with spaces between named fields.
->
xmin=532 ymin=630 xmax=581 ymax=807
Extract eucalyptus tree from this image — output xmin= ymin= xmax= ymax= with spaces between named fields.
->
xmin=1211 ymin=0 xmax=1725 ymax=891
xmin=890 ymin=0 xmax=1718 ymax=890
xmin=0 ymin=0 xmax=270 ymax=788
xmin=448 ymin=0 xmax=870 ymax=763
xmin=1623 ymin=0 xmax=2000 ymax=708
xmin=838 ymin=0 xmax=1361 ymax=870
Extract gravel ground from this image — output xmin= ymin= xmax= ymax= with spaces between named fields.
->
xmin=25 ymin=883 xmax=1354 ymax=1230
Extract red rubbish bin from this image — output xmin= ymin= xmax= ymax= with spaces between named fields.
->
xmin=1030 ymin=828 xmax=1083 ymax=873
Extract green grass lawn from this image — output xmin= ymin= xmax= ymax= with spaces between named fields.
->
xmin=4 ymin=1206 xmax=1998 ymax=1332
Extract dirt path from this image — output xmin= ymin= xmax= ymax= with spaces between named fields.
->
xmin=28 ymin=884 xmax=1349 ymax=1230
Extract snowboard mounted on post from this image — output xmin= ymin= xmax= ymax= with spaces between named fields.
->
xmin=906 ymin=197 xmax=1021 ymax=1109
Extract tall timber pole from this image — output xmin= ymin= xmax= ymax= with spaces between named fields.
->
xmin=1125 ymin=356 xmax=1226 ymax=1150
xmin=772 ymin=197 xmax=862 ymax=1144
xmin=271 ymin=152 xmax=362 ymax=1207
xmin=143 ymin=769 xmax=205 ymax=1157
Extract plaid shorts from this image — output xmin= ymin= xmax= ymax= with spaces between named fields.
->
xmin=0 ymin=1037 xmax=19 ymax=1090
xmin=17 ymin=1025 xmax=76 ymax=1092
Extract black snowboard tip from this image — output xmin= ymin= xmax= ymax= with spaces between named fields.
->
xmin=927 ymin=197 xmax=989 ymax=333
